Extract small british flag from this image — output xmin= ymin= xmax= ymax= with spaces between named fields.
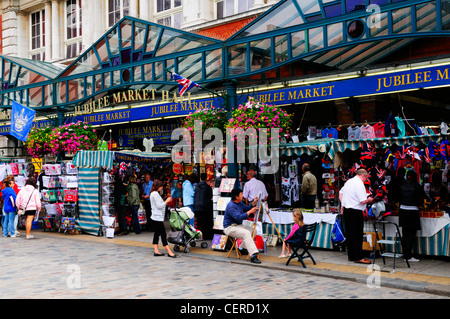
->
xmin=171 ymin=72 xmax=199 ymax=96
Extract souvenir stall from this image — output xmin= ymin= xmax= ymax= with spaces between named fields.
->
xmin=276 ymin=133 xmax=450 ymax=256
xmin=269 ymin=138 xmax=341 ymax=250
xmin=72 ymin=150 xmax=115 ymax=236
xmin=39 ymin=162 xmax=80 ymax=233
xmin=328 ymin=134 xmax=450 ymax=257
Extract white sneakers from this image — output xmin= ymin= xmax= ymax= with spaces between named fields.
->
xmin=407 ymin=257 xmax=420 ymax=262
xmin=26 ymin=235 xmax=34 ymax=240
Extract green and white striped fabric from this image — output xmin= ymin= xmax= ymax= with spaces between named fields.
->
xmin=328 ymin=134 xmax=448 ymax=160
xmin=73 ymin=150 xmax=115 ymax=169
xmin=76 ymin=168 xmax=101 ymax=236
xmin=280 ymin=138 xmax=336 ymax=157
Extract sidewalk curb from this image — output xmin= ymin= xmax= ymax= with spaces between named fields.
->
xmin=186 ymin=250 xmax=450 ymax=297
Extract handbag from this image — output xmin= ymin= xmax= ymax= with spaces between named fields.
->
xmin=331 ymin=217 xmax=346 ymax=244
xmin=18 ymin=190 xmax=35 ymax=216
xmin=167 ymin=230 xmax=184 ymax=245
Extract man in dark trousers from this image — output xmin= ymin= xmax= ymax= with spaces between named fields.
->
xmin=193 ymin=173 xmax=214 ymax=240
xmin=339 ymin=169 xmax=374 ymax=264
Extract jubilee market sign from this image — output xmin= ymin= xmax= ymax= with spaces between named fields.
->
xmin=1 ymin=63 xmax=450 ymax=134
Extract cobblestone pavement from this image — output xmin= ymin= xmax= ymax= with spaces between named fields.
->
xmin=0 ymin=235 xmax=447 ymax=301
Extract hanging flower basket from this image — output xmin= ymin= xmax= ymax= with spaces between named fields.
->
xmin=226 ymin=97 xmax=293 ymax=145
xmin=181 ymin=107 xmax=228 ymax=145
xmin=26 ymin=121 xmax=98 ymax=158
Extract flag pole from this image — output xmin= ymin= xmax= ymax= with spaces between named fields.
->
xmin=164 ymin=68 xmax=225 ymax=100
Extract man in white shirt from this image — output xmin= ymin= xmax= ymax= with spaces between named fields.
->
xmin=243 ymin=170 xmax=268 ymax=205
xmin=339 ymin=169 xmax=374 ymax=264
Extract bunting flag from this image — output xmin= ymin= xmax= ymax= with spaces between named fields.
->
xmin=10 ymin=101 xmax=36 ymax=142
xmin=171 ymin=72 xmax=199 ymax=96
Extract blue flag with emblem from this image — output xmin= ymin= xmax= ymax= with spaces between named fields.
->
xmin=10 ymin=101 xmax=36 ymax=142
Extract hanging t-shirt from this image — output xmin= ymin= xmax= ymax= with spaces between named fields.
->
xmin=441 ymin=122 xmax=449 ymax=135
xmin=384 ymin=114 xmax=398 ymax=137
xmin=322 ymin=127 xmax=339 ymax=139
xmin=372 ymin=122 xmax=385 ymax=138
xmin=307 ymin=126 xmax=317 ymax=140
xmin=337 ymin=126 xmax=347 ymax=139
xmin=360 ymin=125 xmax=375 ymax=139
xmin=395 ymin=116 xmax=406 ymax=137
xmin=347 ymin=126 xmax=361 ymax=140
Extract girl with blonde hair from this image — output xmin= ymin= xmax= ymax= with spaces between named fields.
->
xmin=279 ymin=209 xmax=304 ymax=258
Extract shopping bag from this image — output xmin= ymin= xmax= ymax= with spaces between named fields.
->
xmin=167 ymin=230 xmax=184 ymax=245
xmin=331 ymin=217 xmax=346 ymax=244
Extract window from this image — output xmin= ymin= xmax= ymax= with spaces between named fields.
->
xmin=108 ymin=0 xmax=130 ymax=27
xmin=66 ymin=0 xmax=83 ymax=59
xmin=66 ymin=0 xmax=82 ymax=39
xmin=30 ymin=10 xmax=45 ymax=61
xmin=216 ymin=0 xmax=254 ymax=18
xmin=155 ymin=0 xmax=182 ymax=28
xmin=156 ymin=0 xmax=182 ymax=12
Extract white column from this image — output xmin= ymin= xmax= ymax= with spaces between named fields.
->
xmin=14 ymin=11 xmax=27 ymax=58
xmin=51 ymin=0 xmax=62 ymax=60
xmin=45 ymin=1 xmax=52 ymax=61
xmin=129 ymin=0 xmax=138 ymax=18
xmin=139 ymin=0 xmax=150 ymax=21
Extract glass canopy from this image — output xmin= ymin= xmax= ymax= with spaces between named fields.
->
xmin=1 ymin=0 xmax=449 ymax=111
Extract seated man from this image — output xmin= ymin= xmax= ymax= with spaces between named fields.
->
xmin=223 ymin=188 xmax=261 ymax=264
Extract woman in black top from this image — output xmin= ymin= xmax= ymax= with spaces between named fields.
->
xmin=398 ymin=170 xmax=428 ymax=262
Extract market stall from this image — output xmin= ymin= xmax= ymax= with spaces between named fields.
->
xmin=277 ymin=131 xmax=450 ymax=256
xmin=72 ymin=150 xmax=115 ymax=236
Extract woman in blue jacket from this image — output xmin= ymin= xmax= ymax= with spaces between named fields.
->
xmin=2 ymin=180 xmax=17 ymax=237
xmin=182 ymin=174 xmax=197 ymax=226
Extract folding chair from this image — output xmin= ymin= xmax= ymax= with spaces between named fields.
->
xmin=226 ymin=236 xmax=241 ymax=259
xmin=286 ymin=223 xmax=318 ymax=268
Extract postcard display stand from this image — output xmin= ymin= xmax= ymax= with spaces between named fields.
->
xmin=211 ymin=178 xmax=235 ymax=251
xmin=41 ymin=163 xmax=79 ymax=232
xmin=101 ymin=171 xmax=116 ymax=238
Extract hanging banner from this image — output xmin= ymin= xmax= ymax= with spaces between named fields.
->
xmin=10 ymin=101 xmax=36 ymax=142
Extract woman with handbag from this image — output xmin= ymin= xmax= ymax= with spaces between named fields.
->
xmin=150 ymin=180 xmax=176 ymax=258
xmin=16 ymin=178 xmax=41 ymax=239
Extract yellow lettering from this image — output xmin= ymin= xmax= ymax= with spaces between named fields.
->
xmin=437 ymin=68 xmax=449 ymax=80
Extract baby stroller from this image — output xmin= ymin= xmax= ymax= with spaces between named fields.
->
xmin=168 ymin=207 xmax=208 ymax=253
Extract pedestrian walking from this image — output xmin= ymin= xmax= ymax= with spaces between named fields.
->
xmin=127 ymin=175 xmax=141 ymax=234
xmin=193 ymin=173 xmax=214 ymax=240
xmin=339 ymin=169 xmax=374 ymax=264
xmin=2 ymin=179 xmax=17 ymax=237
xmin=150 ymin=180 xmax=177 ymax=258
xmin=15 ymin=178 xmax=41 ymax=239
xmin=398 ymin=170 xmax=428 ymax=262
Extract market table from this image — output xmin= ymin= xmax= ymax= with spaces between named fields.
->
xmin=382 ymin=216 xmax=450 ymax=257
xmin=263 ymin=209 xmax=450 ymax=256
xmin=262 ymin=209 xmax=337 ymax=249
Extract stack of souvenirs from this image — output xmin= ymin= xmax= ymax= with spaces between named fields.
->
xmin=339 ymin=139 xmax=450 ymax=220
xmin=40 ymin=163 xmax=79 ymax=232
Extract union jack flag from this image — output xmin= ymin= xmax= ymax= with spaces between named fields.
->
xmin=171 ymin=72 xmax=199 ymax=96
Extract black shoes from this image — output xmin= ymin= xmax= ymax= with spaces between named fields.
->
xmin=250 ymin=254 xmax=261 ymax=264
xmin=167 ymin=254 xmax=178 ymax=258
xmin=154 ymin=252 xmax=165 ymax=256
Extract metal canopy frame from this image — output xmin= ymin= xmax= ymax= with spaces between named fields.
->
xmin=1 ymin=0 xmax=449 ymax=113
